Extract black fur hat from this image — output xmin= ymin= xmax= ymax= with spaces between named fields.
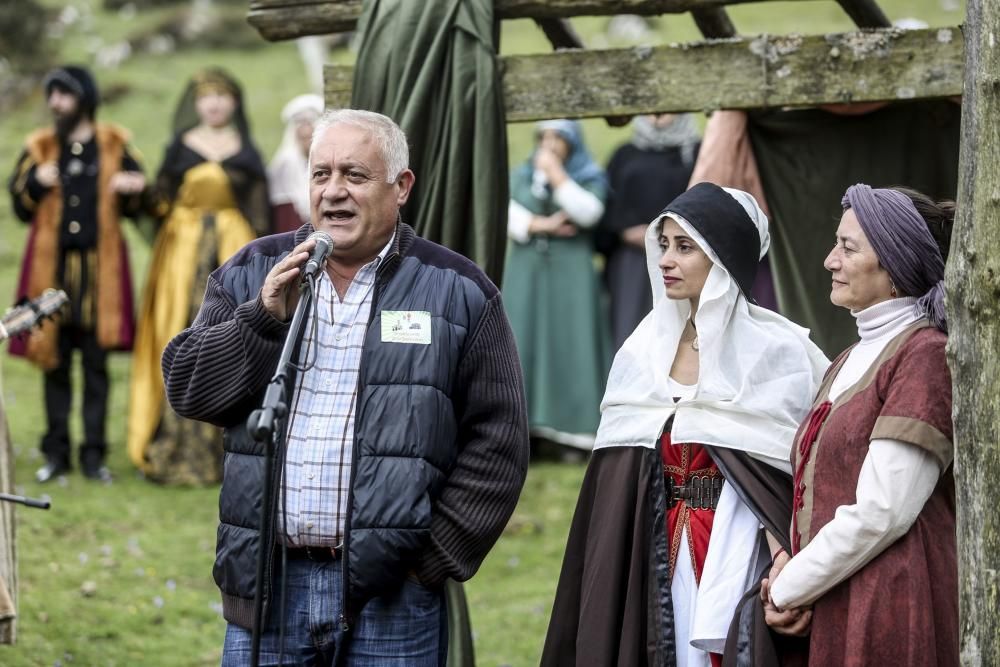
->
xmin=42 ymin=65 xmax=100 ymax=119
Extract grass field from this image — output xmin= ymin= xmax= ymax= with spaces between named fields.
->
xmin=0 ymin=1 xmax=964 ymax=665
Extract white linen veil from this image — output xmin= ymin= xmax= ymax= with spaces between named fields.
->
xmin=267 ymin=94 xmax=324 ymax=223
xmin=593 ymin=187 xmax=829 ymax=473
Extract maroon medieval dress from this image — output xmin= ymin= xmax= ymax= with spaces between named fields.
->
xmin=790 ymin=322 xmax=957 ymax=666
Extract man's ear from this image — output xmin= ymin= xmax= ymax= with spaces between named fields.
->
xmin=395 ymin=169 xmax=415 ymax=206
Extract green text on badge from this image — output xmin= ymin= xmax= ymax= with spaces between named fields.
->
xmin=380 ymin=310 xmax=432 ymax=345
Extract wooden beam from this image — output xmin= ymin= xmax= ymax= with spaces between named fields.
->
xmin=531 ymin=18 xmax=633 ymax=127
xmin=835 ymin=0 xmax=891 ymax=28
xmin=949 ymin=0 xmax=1000 ymax=664
xmin=247 ymin=0 xmax=776 ymax=41
xmin=325 ymin=27 xmax=963 ymax=121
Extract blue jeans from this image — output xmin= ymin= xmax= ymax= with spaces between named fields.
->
xmin=221 ymin=556 xmax=446 ymax=666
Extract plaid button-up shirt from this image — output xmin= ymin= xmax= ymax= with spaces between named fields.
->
xmin=277 ymin=235 xmax=392 ymax=547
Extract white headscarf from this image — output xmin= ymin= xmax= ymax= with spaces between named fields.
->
xmin=630 ymin=113 xmax=701 ymax=167
xmin=594 ymin=187 xmax=829 ymax=472
xmin=267 ymin=94 xmax=324 ymax=223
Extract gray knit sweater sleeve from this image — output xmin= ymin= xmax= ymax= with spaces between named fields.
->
xmin=161 ymin=274 xmax=288 ymax=427
xmin=414 ymin=293 xmax=530 ymax=586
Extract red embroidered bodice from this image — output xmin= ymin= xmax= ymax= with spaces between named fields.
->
xmin=660 ymin=431 xmax=720 ymax=583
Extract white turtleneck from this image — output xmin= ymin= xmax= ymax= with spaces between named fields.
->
xmin=770 ymin=298 xmax=945 ymax=610
xmin=828 ymin=297 xmax=923 ymax=401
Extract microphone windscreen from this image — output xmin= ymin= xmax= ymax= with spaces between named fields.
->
xmin=308 ymin=230 xmax=334 ymax=249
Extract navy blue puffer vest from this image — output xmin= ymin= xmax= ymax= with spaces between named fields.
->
xmin=211 ymin=223 xmax=494 ymax=626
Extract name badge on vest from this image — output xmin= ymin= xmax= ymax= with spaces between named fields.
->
xmin=380 ymin=311 xmax=432 ymax=345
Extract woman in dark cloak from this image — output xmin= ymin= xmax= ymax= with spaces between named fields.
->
xmin=542 ymin=183 xmax=828 ymax=667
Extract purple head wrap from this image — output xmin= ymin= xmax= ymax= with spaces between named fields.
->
xmin=841 ymin=184 xmax=947 ymax=332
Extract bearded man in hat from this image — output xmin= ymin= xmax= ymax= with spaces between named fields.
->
xmin=7 ymin=64 xmax=146 ymax=483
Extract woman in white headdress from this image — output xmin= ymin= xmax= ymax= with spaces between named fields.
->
xmin=268 ymin=94 xmax=323 ymax=233
xmin=541 ymin=183 xmax=829 ymax=667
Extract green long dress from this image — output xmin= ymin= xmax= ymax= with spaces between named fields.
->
xmin=503 ymin=121 xmax=612 ymax=449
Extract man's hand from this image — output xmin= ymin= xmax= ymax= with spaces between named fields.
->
xmin=261 ymin=238 xmax=316 ymax=322
xmin=760 ymin=576 xmax=813 ymax=637
xmin=109 ymin=171 xmax=146 ymax=195
xmin=35 ymin=162 xmax=59 ymax=188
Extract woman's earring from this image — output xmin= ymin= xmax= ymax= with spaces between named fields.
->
xmin=890 ymin=282 xmax=898 ymax=298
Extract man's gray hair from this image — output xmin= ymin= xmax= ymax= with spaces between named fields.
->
xmin=310 ymin=109 xmax=410 ymax=183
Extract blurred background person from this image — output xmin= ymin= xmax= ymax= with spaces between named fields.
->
xmin=502 ymin=119 xmax=610 ymax=455
xmin=268 ymin=93 xmax=323 ymax=233
xmin=7 ymin=64 xmax=145 ymax=484
xmin=597 ymin=113 xmax=700 ymax=351
xmin=127 ymin=67 xmax=269 ymax=485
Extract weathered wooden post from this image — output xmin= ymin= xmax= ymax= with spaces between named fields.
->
xmin=0 ymin=380 xmax=16 ymax=644
xmin=947 ymin=0 xmax=1000 ymax=663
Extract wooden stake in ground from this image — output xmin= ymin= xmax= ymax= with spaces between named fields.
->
xmin=948 ymin=0 xmax=1000 ymax=663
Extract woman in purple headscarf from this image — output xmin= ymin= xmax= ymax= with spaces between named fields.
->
xmin=761 ymin=184 xmax=958 ymax=666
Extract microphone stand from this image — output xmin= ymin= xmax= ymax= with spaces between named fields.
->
xmin=0 ymin=493 xmax=50 ymax=510
xmin=245 ymin=276 xmax=317 ymax=667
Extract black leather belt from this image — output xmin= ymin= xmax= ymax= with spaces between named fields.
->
xmin=667 ymin=475 xmax=724 ymax=510
xmin=284 ymin=545 xmax=342 ymax=562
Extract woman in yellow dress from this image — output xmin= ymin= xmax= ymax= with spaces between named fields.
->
xmin=128 ymin=68 xmax=270 ymax=484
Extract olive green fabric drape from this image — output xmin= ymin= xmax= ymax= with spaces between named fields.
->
xmin=747 ymin=101 xmax=961 ymax=356
xmin=350 ymin=2 xmax=510 ymax=663
xmin=351 ymin=0 xmax=508 ymax=283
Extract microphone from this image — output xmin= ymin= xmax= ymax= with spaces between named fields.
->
xmin=301 ymin=231 xmax=334 ymax=281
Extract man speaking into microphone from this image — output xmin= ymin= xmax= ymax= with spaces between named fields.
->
xmin=161 ymin=109 xmax=529 ymax=665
